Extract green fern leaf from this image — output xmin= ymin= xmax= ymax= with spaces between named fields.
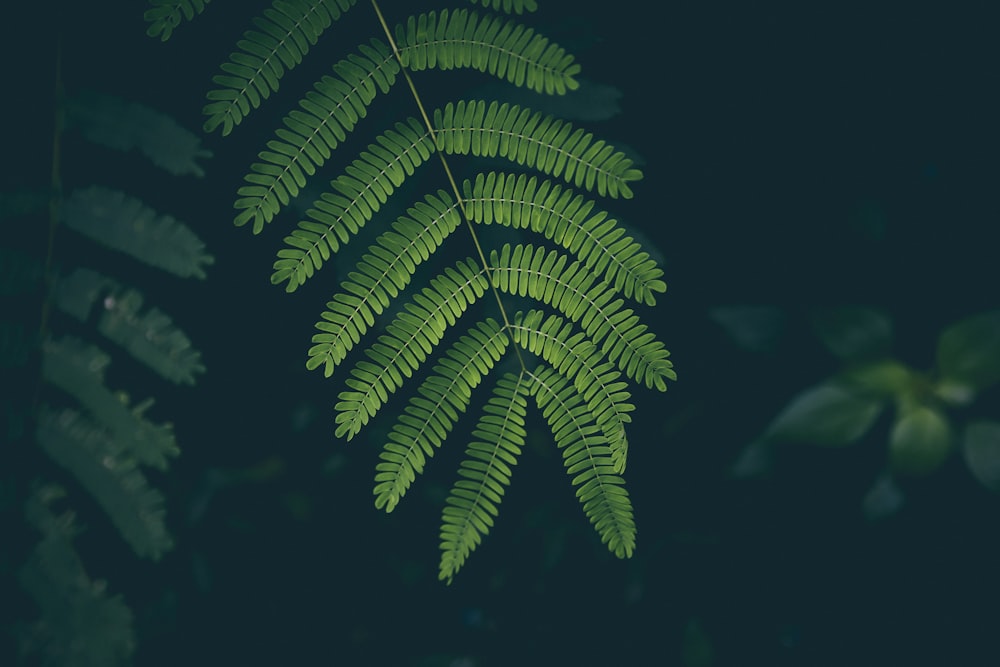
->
xmin=159 ymin=0 xmax=675 ymax=581
xmin=492 ymin=243 xmax=676 ymax=391
xmin=335 ymin=259 xmax=490 ymax=440
xmin=463 ymin=171 xmax=666 ymax=305
xmin=307 ymin=191 xmax=462 ymax=376
xmin=67 ymin=92 xmax=212 ymax=178
xmin=238 ymin=6 xmax=581 ymax=233
xmin=439 ymin=371 xmax=529 ymax=583
xmin=19 ymin=486 xmax=136 ymax=663
xmin=203 ymin=0 xmax=359 ymax=136
xmin=62 ymin=186 xmax=214 ymax=279
xmin=530 ymin=364 xmax=636 ymax=559
xmin=35 ymin=406 xmax=173 ymax=560
xmin=55 ymin=269 xmax=205 ymax=385
xmin=512 ymin=309 xmax=632 ymax=473
xmin=271 ymin=117 xmax=435 ymax=288
xmin=145 ymin=0 xmax=210 ymax=41
xmin=373 ymin=319 xmax=510 ymax=512
xmin=42 ymin=337 xmax=179 ymax=470
xmin=396 ymin=9 xmax=578 ymax=94
xmin=435 ymin=100 xmax=643 ymax=198
xmin=274 ymin=99 xmax=643 ymax=291
xmin=467 ymin=0 xmax=538 ymax=14
xmin=234 ymin=38 xmax=401 ymax=232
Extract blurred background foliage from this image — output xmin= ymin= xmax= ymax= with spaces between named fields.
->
xmin=4 ymin=1 xmax=999 ymax=665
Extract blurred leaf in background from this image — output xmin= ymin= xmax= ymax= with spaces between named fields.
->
xmin=731 ymin=307 xmax=1000 ymax=513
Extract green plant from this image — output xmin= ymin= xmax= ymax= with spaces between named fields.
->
xmin=738 ymin=306 xmax=1000 ymax=511
xmin=1 ymin=89 xmax=211 ymax=664
xmin=151 ymin=0 xmax=675 ymax=582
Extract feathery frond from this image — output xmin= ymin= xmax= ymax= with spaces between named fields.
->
xmin=35 ymin=406 xmax=173 ymax=560
xmin=19 ymin=486 xmax=136 ymax=664
xmin=396 ymin=9 xmax=578 ymax=94
xmin=42 ymin=337 xmax=179 ymax=470
xmin=62 ymin=186 xmax=214 ymax=279
xmin=271 ymin=117 xmax=435 ymax=286
xmin=335 ymin=258 xmax=491 ymax=440
xmin=203 ymin=0 xmax=359 ymax=136
xmin=237 ymin=8 xmax=581 ymax=233
xmin=67 ymin=92 xmax=212 ymax=177
xmin=439 ymin=371 xmax=530 ymax=583
xmin=307 ymin=191 xmax=462 ymax=376
xmin=234 ymin=38 xmax=401 ymax=232
xmin=54 ymin=269 xmax=205 ymax=385
xmin=373 ymin=319 xmax=510 ymax=512
xmin=273 ymin=99 xmax=641 ymax=291
xmin=511 ymin=310 xmax=632 ymax=473
xmin=12 ymin=64 xmax=211 ymax=659
xmin=530 ymin=364 xmax=636 ymax=558
xmin=463 ymin=171 xmax=666 ymax=305
xmin=467 ymin=0 xmax=538 ymax=14
xmin=435 ymin=100 xmax=642 ymax=198
xmin=158 ymin=0 xmax=675 ymax=582
xmin=491 ymin=243 xmax=675 ymax=390
xmin=145 ymin=0 xmax=211 ymax=41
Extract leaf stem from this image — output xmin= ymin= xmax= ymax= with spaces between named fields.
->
xmin=34 ymin=24 xmax=64 ymax=413
xmin=369 ymin=0 xmax=528 ymax=372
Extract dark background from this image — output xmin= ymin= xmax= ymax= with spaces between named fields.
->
xmin=5 ymin=1 xmax=1000 ymax=665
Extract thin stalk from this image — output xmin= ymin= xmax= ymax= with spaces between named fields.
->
xmin=33 ymin=32 xmax=63 ymax=413
xmin=369 ymin=0 xmax=528 ymax=372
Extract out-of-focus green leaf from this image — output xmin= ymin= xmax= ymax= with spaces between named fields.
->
xmin=810 ymin=306 xmax=892 ymax=362
xmin=839 ymin=360 xmax=914 ymax=398
xmin=934 ymin=378 xmax=976 ymax=407
xmin=889 ymin=404 xmax=952 ymax=476
xmin=19 ymin=485 xmax=137 ymax=665
xmin=764 ymin=382 xmax=885 ymax=446
xmin=936 ymin=310 xmax=1000 ymax=393
xmin=962 ymin=420 xmax=1000 ymax=491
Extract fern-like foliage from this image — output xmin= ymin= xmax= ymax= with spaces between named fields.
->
xmin=439 ymin=371 xmax=529 ymax=580
xmin=203 ymin=0 xmax=360 ymax=135
xmin=272 ymin=99 xmax=641 ymax=292
xmin=35 ymin=92 xmax=212 ymax=558
xmin=157 ymin=0 xmax=675 ymax=582
xmin=469 ymin=0 xmax=538 ymax=14
xmin=145 ymin=0 xmax=211 ymax=41
xmin=65 ymin=92 xmax=213 ymax=177
xmin=55 ymin=267 xmax=205 ymax=384
xmin=62 ymin=186 xmax=213 ymax=279
xmin=35 ymin=400 xmax=174 ymax=559
xmin=17 ymin=486 xmax=136 ymax=665
xmin=530 ymin=363 xmax=635 ymax=558
xmin=3 ymin=90 xmax=211 ymax=661
xmin=230 ymin=8 xmax=582 ymax=233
